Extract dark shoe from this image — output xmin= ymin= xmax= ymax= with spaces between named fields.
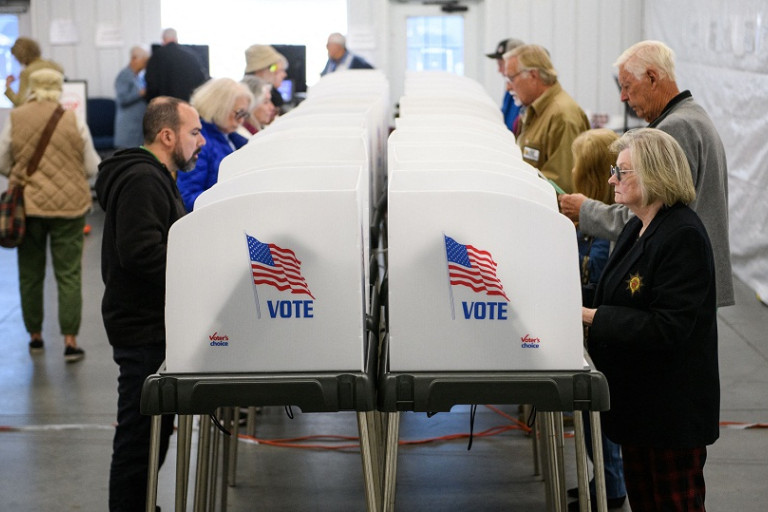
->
xmin=567 ymin=495 xmax=626 ymax=511
xmin=64 ymin=345 xmax=85 ymax=363
xmin=29 ymin=338 xmax=45 ymax=352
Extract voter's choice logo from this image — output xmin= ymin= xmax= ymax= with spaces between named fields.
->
xmin=443 ymin=234 xmax=509 ymax=320
xmin=520 ymin=334 xmax=541 ymax=349
xmin=208 ymin=332 xmax=229 ymax=347
xmin=245 ymin=233 xmax=315 ymax=319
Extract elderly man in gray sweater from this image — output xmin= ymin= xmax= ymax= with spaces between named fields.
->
xmin=560 ymin=40 xmax=734 ymax=307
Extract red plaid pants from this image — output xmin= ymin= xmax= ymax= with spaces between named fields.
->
xmin=622 ymin=444 xmax=708 ymax=512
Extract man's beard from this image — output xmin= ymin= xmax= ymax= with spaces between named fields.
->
xmin=173 ymin=146 xmax=200 ymax=172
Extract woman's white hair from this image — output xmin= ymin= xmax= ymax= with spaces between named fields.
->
xmin=190 ymin=77 xmax=254 ymax=128
xmin=27 ymin=68 xmax=63 ymax=103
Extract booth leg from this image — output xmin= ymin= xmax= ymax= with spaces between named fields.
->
xmin=554 ymin=412 xmax=567 ymax=510
xmin=539 ymin=412 xmax=553 ymax=510
xmin=246 ymin=406 xmax=257 ymax=436
xmin=357 ymin=411 xmax=381 ymax=512
xmin=590 ymin=411 xmax=608 ymax=512
xmin=366 ymin=411 xmax=385 ymax=505
xmin=382 ymin=412 xmax=401 ymax=512
xmin=194 ymin=415 xmax=212 ymax=512
xmin=175 ymin=414 xmax=193 ymax=512
xmin=207 ymin=410 xmax=221 ymax=511
xmin=523 ymin=404 xmax=541 ymax=476
xmin=573 ymin=411 xmax=592 ymax=512
xmin=145 ymin=414 xmax=161 ymax=512
xmin=228 ymin=407 xmax=240 ymax=487
xmin=218 ymin=408 xmax=232 ymax=512
xmin=540 ymin=412 xmax=566 ymax=512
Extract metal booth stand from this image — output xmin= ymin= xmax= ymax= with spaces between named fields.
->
xmin=140 ymin=182 xmax=389 ymax=512
xmin=140 ymin=291 xmax=382 ymax=512
xmin=377 ymin=338 xmax=611 ymax=512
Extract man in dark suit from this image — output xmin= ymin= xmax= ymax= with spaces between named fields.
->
xmin=145 ymin=28 xmax=207 ymax=102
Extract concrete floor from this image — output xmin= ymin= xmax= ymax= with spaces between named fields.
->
xmin=1 ymin=206 xmax=767 ymax=511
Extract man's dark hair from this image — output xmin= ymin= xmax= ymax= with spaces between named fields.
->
xmin=143 ymin=96 xmax=186 ymax=144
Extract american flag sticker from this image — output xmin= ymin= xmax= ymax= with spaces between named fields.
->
xmin=246 ymin=233 xmax=315 ymax=299
xmin=444 ymin=235 xmax=509 ymax=301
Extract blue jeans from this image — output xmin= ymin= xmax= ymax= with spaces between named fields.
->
xmin=109 ymin=345 xmax=174 ymax=512
xmin=583 ymin=413 xmax=627 ymax=499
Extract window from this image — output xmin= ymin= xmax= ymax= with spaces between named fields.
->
xmin=0 ymin=14 xmax=20 ymax=108
xmin=406 ymin=15 xmax=464 ymax=74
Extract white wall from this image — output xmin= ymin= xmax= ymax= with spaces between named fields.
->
xmin=9 ymin=0 xmax=642 ymax=119
xmin=28 ymin=0 xmax=160 ymax=97
xmin=352 ymin=0 xmax=644 ymax=124
xmin=644 ymin=0 xmax=768 ymax=300
xmin=0 ymin=0 xmax=158 ymax=128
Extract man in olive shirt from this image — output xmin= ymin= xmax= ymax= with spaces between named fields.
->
xmin=504 ymin=44 xmax=590 ymax=193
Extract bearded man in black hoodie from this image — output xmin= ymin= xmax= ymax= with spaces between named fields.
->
xmin=96 ymin=96 xmax=205 ymax=512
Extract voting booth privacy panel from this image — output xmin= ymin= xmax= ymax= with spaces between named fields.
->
xmin=386 ymin=72 xmax=584 ymax=372
xmin=163 ymin=69 xmax=584 ymax=375
xmin=164 ymin=71 xmax=389 ymax=374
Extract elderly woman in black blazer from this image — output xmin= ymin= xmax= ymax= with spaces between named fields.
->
xmin=583 ymin=128 xmax=719 ymax=512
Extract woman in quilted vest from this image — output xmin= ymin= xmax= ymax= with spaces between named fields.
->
xmin=4 ymin=37 xmax=64 ymax=107
xmin=0 ymin=68 xmax=100 ymax=362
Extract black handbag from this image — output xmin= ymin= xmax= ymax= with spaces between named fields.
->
xmin=0 ymin=106 xmax=65 ymax=248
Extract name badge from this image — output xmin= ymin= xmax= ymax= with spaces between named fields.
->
xmin=523 ymin=146 xmax=541 ymax=162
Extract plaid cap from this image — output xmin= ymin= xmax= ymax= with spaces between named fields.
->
xmin=485 ymin=38 xmax=525 ymax=59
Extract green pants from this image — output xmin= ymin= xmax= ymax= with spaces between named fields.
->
xmin=17 ymin=215 xmax=85 ymax=336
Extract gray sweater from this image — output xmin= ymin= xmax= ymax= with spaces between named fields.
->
xmin=578 ymin=92 xmax=734 ymax=307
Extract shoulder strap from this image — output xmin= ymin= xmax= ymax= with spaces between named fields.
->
xmin=26 ymin=105 xmax=66 ymax=177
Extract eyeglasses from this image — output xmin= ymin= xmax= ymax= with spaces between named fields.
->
xmin=269 ymin=63 xmax=279 ymax=73
xmin=610 ymin=165 xmax=636 ymax=182
xmin=504 ymin=69 xmax=530 ymax=83
xmin=233 ymin=108 xmax=249 ymax=121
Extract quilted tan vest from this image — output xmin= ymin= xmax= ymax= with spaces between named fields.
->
xmin=10 ymin=100 xmax=91 ymax=217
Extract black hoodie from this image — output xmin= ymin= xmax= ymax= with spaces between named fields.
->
xmin=95 ymin=148 xmax=187 ymax=348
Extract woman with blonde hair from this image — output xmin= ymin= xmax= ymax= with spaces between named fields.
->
xmin=5 ymin=37 xmax=64 ymax=107
xmin=0 ymin=68 xmax=100 ymax=361
xmin=571 ymin=128 xmax=618 ymax=297
xmin=567 ymin=128 xmax=627 ymax=511
xmin=572 ymin=128 xmax=617 ymax=205
xmin=175 ymin=77 xmax=254 ymax=211
xmin=584 ymin=128 xmax=717 ymax=512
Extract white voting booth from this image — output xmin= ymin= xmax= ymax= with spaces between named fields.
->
xmin=386 ymin=73 xmax=584 ymax=372
xmin=164 ymin=71 xmax=390 ymax=374
xmin=164 ymin=166 xmax=366 ymax=373
xmin=387 ymin=170 xmax=583 ymax=371
xmin=395 ymin=114 xmax=520 ymax=149
xmin=148 ymin=71 xmax=608 ymax=512
xmin=397 ymin=96 xmax=503 ymax=123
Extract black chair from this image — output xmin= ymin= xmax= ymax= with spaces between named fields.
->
xmin=86 ymin=97 xmax=116 ymax=158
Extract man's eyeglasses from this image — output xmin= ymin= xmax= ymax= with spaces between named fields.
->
xmin=610 ymin=165 xmax=636 ymax=182
xmin=234 ymin=108 xmax=249 ymax=121
xmin=504 ymin=69 xmax=530 ymax=83
xmin=269 ymin=63 xmax=279 ymax=73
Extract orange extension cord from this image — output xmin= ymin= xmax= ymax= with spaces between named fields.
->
xmin=0 ymin=411 xmax=764 ymax=449
xmin=234 ymin=407 xmax=768 ymax=451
